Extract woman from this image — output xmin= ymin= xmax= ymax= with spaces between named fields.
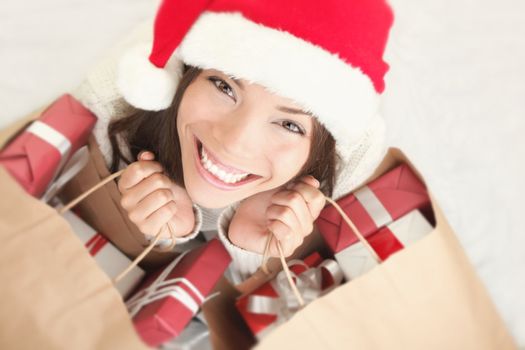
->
xmin=75 ymin=0 xmax=393 ymax=281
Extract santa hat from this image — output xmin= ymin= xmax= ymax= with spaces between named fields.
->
xmin=117 ymin=0 xmax=394 ymax=198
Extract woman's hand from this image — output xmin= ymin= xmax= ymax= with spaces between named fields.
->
xmin=228 ymin=175 xmax=326 ymax=257
xmin=117 ymin=151 xmax=195 ymax=240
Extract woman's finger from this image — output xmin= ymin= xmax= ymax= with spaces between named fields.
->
xmin=136 ymin=201 xmax=178 ymax=237
xmin=267 ymin=225 xmax=303 ymax=257
xmin=120 ymin=172 xmax=174 ymax=210
xmin=267 ymin=218 xmax=292 ymax=241
xmin=266 ymin=203 xmax=308 ymax=256
xmin=118 ymin=160 xmax=164 ymax=192
xmin=138 ymin=151 xmax=155 ymax=161
xmin=270 ymin=190 xmax=313 ymax=235
xmin=298 ymin=175 xmax=320 ymax=189
xmin=289 ymin=181 xmax=326 ymax=220
xmin=127 ymin=188 xmax=176 ymax=223
xmin=266 ymin=204 xmax=302 ymax=237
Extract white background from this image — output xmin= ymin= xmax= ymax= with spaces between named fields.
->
xmin=1 ymin=0 xmax=524 ymax=345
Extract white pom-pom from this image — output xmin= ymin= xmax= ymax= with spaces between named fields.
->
xmin=116 ymin=44 xmax=181 ymax=111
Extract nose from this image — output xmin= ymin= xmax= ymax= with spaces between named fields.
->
xmin=212 ymin=109 xmax=261 ymax=158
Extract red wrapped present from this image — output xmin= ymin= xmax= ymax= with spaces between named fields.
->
xmin=62 ymin=210 xmax=145 ymax=298
xmin=0 ymin=94 xmax=96 ymax=197
xmin=316 ymin=163 xmax=430 ymax=255
xmin=335 ymin=209 xmax=434 ymax=279
xmin=125 ymin=239 xmax=232 ymax=347
xmin=236 ymin=252 xmax=343 ymax=340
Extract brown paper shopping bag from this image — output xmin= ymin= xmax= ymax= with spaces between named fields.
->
xmin=0 ymin=167 xmax=150 ymax=350
xmin=253 ymin=149 xmax=517 ymax=350
xmin=0 ymin=107 xmax=516 ymax=349
xmin=59 ymin=134 xmax=177 ymax=269
xmin=0 ymin=105 xmax=175 ymax=270
xmin=0 ymin=111 xmax=255 ymax=350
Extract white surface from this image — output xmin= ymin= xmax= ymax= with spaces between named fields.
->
xmin=1 ymin=0 xmax=524 ymax=345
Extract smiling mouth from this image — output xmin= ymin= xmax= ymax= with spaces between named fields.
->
xmin=194 ymin=137 xmax=261 ymax=186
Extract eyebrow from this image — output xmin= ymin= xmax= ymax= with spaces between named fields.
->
xmin=229 ymin=75 xmax=311 ymax=117
xmin=276 ymin=105 xmax=313 ymax=117
xmin=230 ymin=77 xmax=245 ymax=90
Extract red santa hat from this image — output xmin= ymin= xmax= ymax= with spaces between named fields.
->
xmin=117 ymin=0 xmax=394 ymax=196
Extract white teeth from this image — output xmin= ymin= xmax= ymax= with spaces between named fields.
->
xmin=199 ymin=144 xmax=250 ymax=184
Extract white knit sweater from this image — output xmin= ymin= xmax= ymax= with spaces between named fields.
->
xmin=70 ymin=20 xmax=387 ymax=283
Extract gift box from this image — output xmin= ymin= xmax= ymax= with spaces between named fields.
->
xmin=316 ymin=163 xmax=431 ymax=255
xmin=160 ymin=312 xmax=211 ymax=350
xmin=0 ymin=94 xmax=96 ymax=197
xmin=62 ymin=210 xmax=145 ymax=298
xmin=236 ymin=252 xmax=343 ymax=340
xmin=336 ymin=209 xmax=434 ymax=280
xmin=126 ymin=239 xmax=232 ymax=348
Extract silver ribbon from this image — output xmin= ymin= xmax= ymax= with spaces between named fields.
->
xmin=125 ymin=251 xmax=205 ymax=318
xmin=246 ymin=258 xmax=343 ymax=338
xmin=160 ymin=316 xmax=211 ymax=350
xmin=26 ymin=120 xmax=74 ymax=197
xmin=41 ymin=146 xmax=89 ymax=202
xmin=353 ymin=185 xmax=392 ymax=228
xmin=26 ymin=120 xmax=72 ymax=157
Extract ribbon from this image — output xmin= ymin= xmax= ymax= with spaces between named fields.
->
xmin=85 ymin=233 xmax=109 ymax=257
xmin=26 ymin=121 xmax=72 ymax=185
xmin=246 ymin=258 xmax=343 ymax=336
xmin=161 ymin=312 xmax=211 ymax=350
xmin=26 ymin=120 xmax=86 ymax=201
xmin=41 ymin=146 xmax=89 ymax=202
xmin=353 ymin=185 xmax=392 ymax=228
xmin=160 ymin=317 xmax=211 ymax=350
xmin=26 ymin=120 xmax=72 ymax=157
xmin=125 ymin=251 xmax=205 ymax=318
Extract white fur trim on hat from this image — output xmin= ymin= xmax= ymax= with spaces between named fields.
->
xmin=117 ymin=44 xmax=182 ymax=111
xmin=176 ymin=11 xmax=381 ymax=148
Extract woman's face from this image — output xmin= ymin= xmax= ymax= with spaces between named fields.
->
xmin=177 ymin=69 xmax=313 ymax=208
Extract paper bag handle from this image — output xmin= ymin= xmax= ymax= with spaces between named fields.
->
xmin=57 ymin=169 xmax=176 ymax=284
xmin=324 ymin=197 xmax=382 ymax=263
xmin=260 ymin=196 xmax=382 ymax=307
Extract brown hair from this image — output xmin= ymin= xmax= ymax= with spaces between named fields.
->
xmin=108 ymin=66 xmax=338 ymax=196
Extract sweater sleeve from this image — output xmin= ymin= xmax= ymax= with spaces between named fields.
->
xmin=147 ymin=203 xmax=203 ymax=250
xmin=216 ymin=203 xmax=264 ymax=284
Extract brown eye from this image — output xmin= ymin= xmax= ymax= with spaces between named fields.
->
xmin=208 ymin=77 xmax=236 ymax=101
xmin=281 ymin=120 xmax=305 ymax=135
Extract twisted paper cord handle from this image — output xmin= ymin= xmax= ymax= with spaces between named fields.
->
xmin=260 ymin=232 xmax=306 ymax=306
xmin=59 ymin=170 xmax=382 ymax=300
xmin=260 ymin=195 xmax=382 ymax=307
xmin=324 ymin=196 xmax=381 ymax=263
xmin=58 ymin=169 xmax=125 ymax=215
xmin=112 ymin=223 xmax=176 ymax=284
xmin=57 ymin=169 xmax=177 ymax=284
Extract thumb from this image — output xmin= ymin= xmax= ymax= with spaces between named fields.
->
xmin=300 ymin=175 xmax=320 ymax=188
xmin=138 ymin=150 xmax=155 ymax=161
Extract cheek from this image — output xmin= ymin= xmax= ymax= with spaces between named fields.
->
xmin=178 ymin=88 xmax=210 ymax=127
xmin=269 ymin=141 xmax=310 ymax=180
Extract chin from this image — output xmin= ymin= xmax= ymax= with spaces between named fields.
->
xmin=185 ymin=182 xmax=238 ymax=209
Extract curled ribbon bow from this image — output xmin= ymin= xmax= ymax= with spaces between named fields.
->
xmin=246 ymin=258 xmax=343 ymax=337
